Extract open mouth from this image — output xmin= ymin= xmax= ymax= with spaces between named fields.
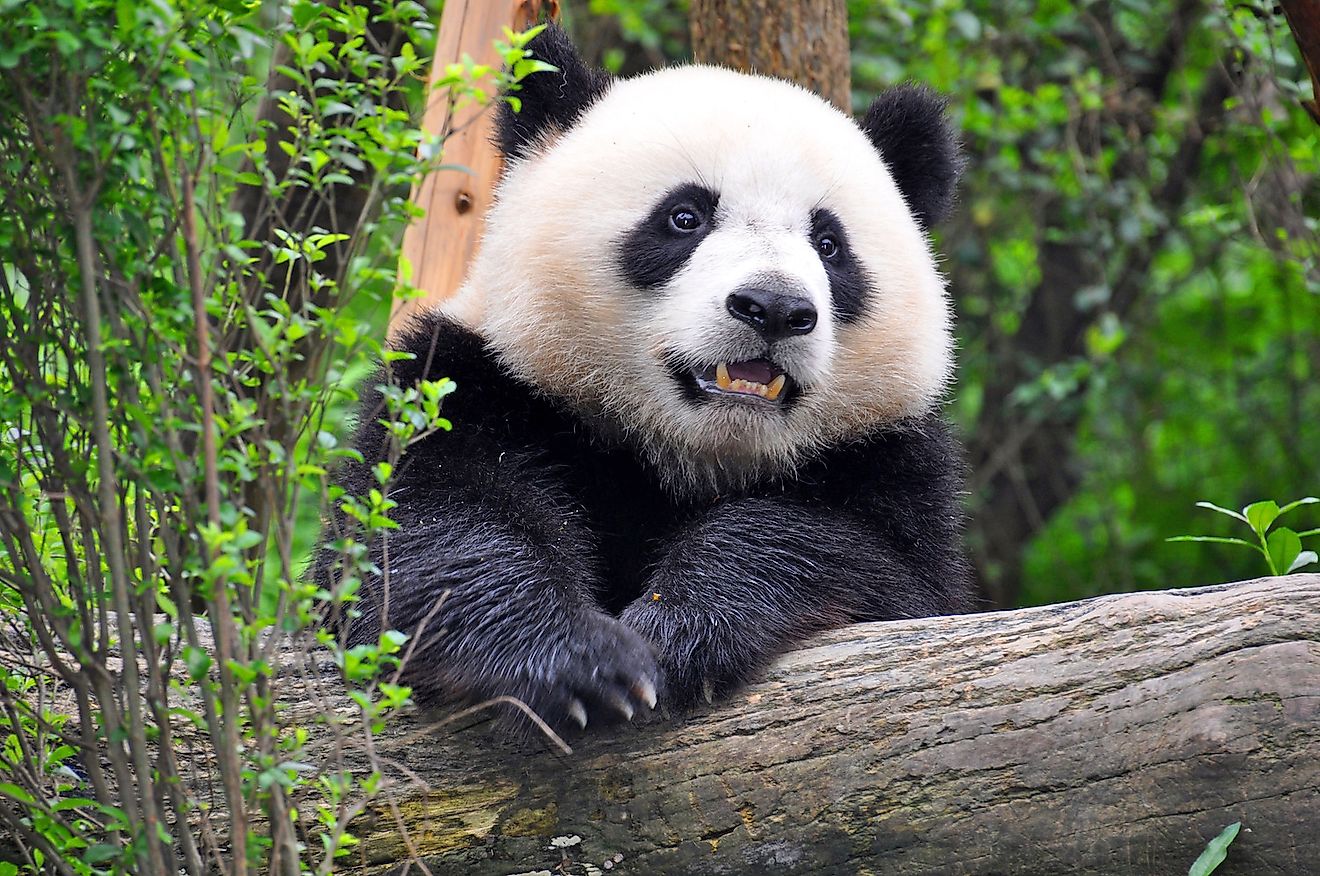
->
xmin=676 ymin=358 xmax=798 ymax=407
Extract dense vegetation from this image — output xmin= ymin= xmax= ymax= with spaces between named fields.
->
xmin=0 ymin=1 xmax=539 ymax=870
xmin=863 ymin=0 xmax=1320 ymax=606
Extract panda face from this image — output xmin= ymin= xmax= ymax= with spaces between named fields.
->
xmin=447 ymin=59 xmax=957 ymax=495
xmin=619 ymin=179 xmax=840 ymax=414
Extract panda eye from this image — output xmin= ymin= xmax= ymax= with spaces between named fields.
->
xmin=816 ymin=234 xmax=841 ymax=260
xmin=668 ymin=206 xmax=704 ymax=233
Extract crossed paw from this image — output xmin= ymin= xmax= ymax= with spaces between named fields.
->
xmin=433 ymin=602 xmax=762 ymax=734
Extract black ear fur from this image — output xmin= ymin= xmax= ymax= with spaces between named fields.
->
xmin=496 ymin=23 xmax=612 ymax=161
xmin=858 ymin=85 xmax=963 ymax=228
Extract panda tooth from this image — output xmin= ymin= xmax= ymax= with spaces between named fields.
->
xmin=766 ymin=374 xmax=787 ymax=401
xmin=716 ymin=362 xmax=732 ymax=390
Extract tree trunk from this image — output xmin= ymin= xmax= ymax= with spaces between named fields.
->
xmin=1280 ymin=0 xmax=1320 ymax=125
xmin=337 ymin=574 xmax=1320 ymax=875
xmin=689 ymin=0 xmax=851 ymax=111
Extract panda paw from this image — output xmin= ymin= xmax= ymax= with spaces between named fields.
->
xmin=619 ymin=598 xmax=764 ymax=711
xmin=523 ymin=610 xmax=662 ymax=733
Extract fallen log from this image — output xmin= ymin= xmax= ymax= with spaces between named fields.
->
xmin=344 ymin=574 xmax=1320 ymax=875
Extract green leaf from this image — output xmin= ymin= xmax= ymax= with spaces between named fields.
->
xmin=1187 ymin=821 xmax=1241 ymax=876
xmin=1266 ymin=528 xmax=1302 ymax=578
xmin=183 ymin=646 xmax=211 ymax=682
xmin=0 ymin=782 xmax=34 ymax=804
xmin=1243 ymin=501 xmax=1280 ymax=536
xmin=51 ymin=796 xmax=100 ymax=812
xmin=1194 ymin=501 xmax=1248 ymax=523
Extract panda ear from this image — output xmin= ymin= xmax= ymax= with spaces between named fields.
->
xmin=496 ymin=23 xmax=612 ymax=161
xmin=858 ymin=84 xmax=964 ymax=228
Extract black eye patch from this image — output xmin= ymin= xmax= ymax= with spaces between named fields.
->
xmin=619 ymin=183 xmax=720 ymax=289
xmin=811 ymin=209 xmax=868 ymax=323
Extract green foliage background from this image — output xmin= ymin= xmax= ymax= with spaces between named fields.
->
xmin=843 ymin=0 xmax=1319 ymax=604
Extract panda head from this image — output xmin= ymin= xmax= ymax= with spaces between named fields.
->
xmin=446 ymin=25 xmax=962 ymax=494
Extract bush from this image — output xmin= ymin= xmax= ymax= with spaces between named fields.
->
xmin=0 ymin=2 xmax=538 ymax=872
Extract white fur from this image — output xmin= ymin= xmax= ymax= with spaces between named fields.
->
xmin=441 ymin=65 xmax=954 ymax=496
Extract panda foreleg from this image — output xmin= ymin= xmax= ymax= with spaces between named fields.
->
xmin=619 ymin=496 xmax=947 ymax=709
xmin=330 ymin=481 xmax=661 ymax=733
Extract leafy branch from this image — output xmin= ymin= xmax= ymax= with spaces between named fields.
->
xmin=1169 ymin=497 xmax=1319 ymax=575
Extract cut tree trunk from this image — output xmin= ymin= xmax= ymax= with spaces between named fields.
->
xmin=689 ymin=0 xmax=851 ymax=111
xmin=337 ymin=574 xmax=1320 ymax=875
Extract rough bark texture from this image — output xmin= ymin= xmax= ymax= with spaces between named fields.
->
xmin=336 ymin=574 xmax=1320 ymax=875
xmin=690 ymin=0 xmax=851 ymax=111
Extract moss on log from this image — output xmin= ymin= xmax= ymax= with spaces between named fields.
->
xmin=340 ymin=574 xmax=1320 ymax=875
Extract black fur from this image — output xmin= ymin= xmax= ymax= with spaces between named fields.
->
xmin=811 ymin=208 xmax=869 ymax=323
xmin=314 ymin=313 xmax=974 ymax=732
xmin=496 ymin=23 xmax=613 ymax=161
xmin=619 ymin=183 xmax=721 ymax=290
xmin=858 ymin=84 xmax=964 ymax=228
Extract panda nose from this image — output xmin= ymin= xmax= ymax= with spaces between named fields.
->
xmin=725 ymin=289 xmax=818 ymax=340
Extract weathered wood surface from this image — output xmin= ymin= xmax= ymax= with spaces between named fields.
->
xmin=340 ymin=574 xmax=1320 ymax=875
xmin=690 ymin=0 xmax=851 ymax=111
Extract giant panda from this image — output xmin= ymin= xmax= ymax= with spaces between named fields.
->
xmin=315 ymin=23 xmax=974 ymax=732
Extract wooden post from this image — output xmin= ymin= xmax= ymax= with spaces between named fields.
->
xmin=392 ymin=0 xmax=559 ymax=331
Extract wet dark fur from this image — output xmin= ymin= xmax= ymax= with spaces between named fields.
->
xmin=314 ymin=315 xmax=973 ymax=730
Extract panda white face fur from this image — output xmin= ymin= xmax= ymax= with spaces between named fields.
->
xmin=442 ymin=40 xmax=958 ymax=495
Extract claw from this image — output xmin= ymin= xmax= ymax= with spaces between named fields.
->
xmin=610 ymin=695 xmax=635 ymax=721
xmin=702 ymin=679 xmax=714 ymax=704
xmin=632 ymin=677 xmax=658 ymax=710
xmin=568 ymin=698 xmax=588 ymax=729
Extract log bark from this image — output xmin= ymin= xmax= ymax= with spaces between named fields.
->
xmin=339 ymin=574 xmax=1320 ymax=875
xmin=689 ymin=0 xmax=851 ymax=111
